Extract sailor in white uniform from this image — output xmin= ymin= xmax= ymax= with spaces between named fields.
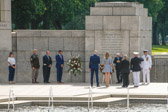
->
xmin=141 ymin=50 xmax=152 ymax=85
xmin=130 ymin=52 xmax=144 ymax=87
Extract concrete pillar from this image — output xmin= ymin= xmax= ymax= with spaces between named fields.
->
xmin=0 ymin=0 xmax=12 ymax=83
xmin=85 ymin=2 xmax=152 ymax=83
xmin=0 ymin=0 xmax=12 ymax=51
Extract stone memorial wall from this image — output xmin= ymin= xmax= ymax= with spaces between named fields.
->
xmin=0 ymin=2 xmax=167 ymax=83
xmin=0 ymin=0 xmax=11 ymax=50
xmin=85 ymin=2 xmax=152 ymax=83
xmin=12 ymin=30 xmax=85 ymax=83
xmin=0 ymin=0 xmax=12 ymax=83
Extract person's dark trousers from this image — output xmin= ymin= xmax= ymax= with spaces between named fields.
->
xmin=122 ymin=73 xmax=129 ymax=87
xmin=57 ymin=67 xmax=63 ymax=82
xmin=46 ymin=67 xmax=50 ymax=82
xmin=8 ymin=65 xmax=15 ymax=81
xmin=43 ymin=66 xmax=51 ymax=83
xmin=116 ymin=70 xmax=122 ymax=83
xmin=91 ymin=69 xmax=99 ymax=87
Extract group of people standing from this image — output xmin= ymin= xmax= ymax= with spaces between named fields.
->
xmin=89 ymin=50 xmax=152 ymax=88
xmin=8 ymin=49 xmax=64 ymax=84
xmin=30 ymin=49 xmax=65 ymax=84
xmin=8 ymin=49 xmax=152 ymax=88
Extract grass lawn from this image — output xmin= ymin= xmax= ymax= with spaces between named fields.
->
xmin=152 ymin=45 xmax=168 ymax=55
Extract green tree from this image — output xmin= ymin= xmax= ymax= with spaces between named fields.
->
xmin=12 ymin=0 xmax=168 ymax=46
xmin=157 ymin=0 xmax=168 ymax=45
xmin=12 ymin=0 xmax=98 ymax=30
xmin=12 ymin=0 xmax=45 ymax=29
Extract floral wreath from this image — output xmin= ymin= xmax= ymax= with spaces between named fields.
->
xmin=67 ymin=55 xmax=82 ymax=76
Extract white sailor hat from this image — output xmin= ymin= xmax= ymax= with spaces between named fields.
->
xmin=133 ymin=52 xmax=139 ymax=55
xmin=143 ymin=49 xmax=148 ymax=52
xmin=116 ymin=53 xmax=120 ymax=55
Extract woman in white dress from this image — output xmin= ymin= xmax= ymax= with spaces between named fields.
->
xmin=8 ymin=52 xmax=16 ymax=84
xmin=102 ymin=52 xmax=113 ymax=87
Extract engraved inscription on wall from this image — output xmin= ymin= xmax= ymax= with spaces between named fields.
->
xmin=0 ymin=23 xmax=7 ymax=27
xmin=95 ymin=31 xmax=123 ymax=55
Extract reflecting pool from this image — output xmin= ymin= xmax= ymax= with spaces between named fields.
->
xmin=0 ymin=103 xmax=167 ymax=112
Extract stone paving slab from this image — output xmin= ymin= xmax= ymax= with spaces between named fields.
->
xmin=0 ymin=83 xmax=167 ymax=98
xmin=0 ymin=83 xmax=167 ymax=109
xmin=0 ymin=101 xmax=31 ymax=105
xmin=94 ymin=97 xmax=126 ymax=102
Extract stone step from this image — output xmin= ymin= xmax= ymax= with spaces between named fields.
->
xmin=90 ymin=7 xmax=147 ymax=16
xmin=0 ymin=98 xmax=167 ymax=109
xmin=85 ymin=16 xmax=152 ymax=30
xmin=15 ymin=94 xmax=111 ymax=101
xmin=0 ymin=97 xmax=17 ymax=103
xmin=0 ymin=101 xmax=32 ymax=108
xmin=95 ymin=2 xmax=143 ymax=8
xmin=94 ymin=97 xmax=126 ymax=102
xmin=110 ymin=93 xmax=168 ymax=98
xmin=1 ymin=93 xmax=166 ymax=104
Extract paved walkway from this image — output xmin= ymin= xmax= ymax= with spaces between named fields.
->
xmin=0 ymin=83 xmax=167 ymax=108
xmin=0 ymin=83 xmax=167 ymax=97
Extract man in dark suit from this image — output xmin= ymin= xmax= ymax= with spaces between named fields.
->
xmin=89 ymin=50 xmax=100 ymax=87
xmin=43 ymin=51 xmax=52 ymax=83
xmin=56 ymin=50 xmax=64 ymax=83
xmin=113 ymin=53 xmax=122 ymax=83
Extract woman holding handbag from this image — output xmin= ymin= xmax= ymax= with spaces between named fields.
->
xmin=102 ymin=52 xmax=114 ymax=88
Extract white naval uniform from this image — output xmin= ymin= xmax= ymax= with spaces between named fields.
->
xmin=133 ymin=72 xmax=140 ymax=87
xmin=141 ymin=54 xmax=152 ymax=84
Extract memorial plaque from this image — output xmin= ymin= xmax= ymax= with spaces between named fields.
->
xmin=0 ymin=23 xmax=11 ymax=29
xmin=95 ymin=30 xmax=129 ymax=56
xmin=95 ymin=31 xmax=122 ymax=54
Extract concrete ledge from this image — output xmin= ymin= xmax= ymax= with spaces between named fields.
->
xmin=113 ymin=7 xmax=147 ymax=16
xmin=153 ymin=55 xmax=168 ymax=59
xmin=95 ymin=2 xmax=143 ymax=8
xmin=40 ymin=30 xmax=72 ymax=37
xmin=15 ymin=30 xmax=41 ymax=37
xmin=0 ymin=101 xmax=32 ymax=109
xmin=0 ymin=98 xmax=166 ymax=109
xmin=90 ymin=7 xmax=112 ymax=16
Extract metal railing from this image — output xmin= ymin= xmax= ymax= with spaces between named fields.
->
xmin=48 ymin=86 xmax=54 ymax=111
xmin=88 ymin=86 xmax=93 ymax=112
xmin=167 ymin=86 xmax=168 ymax=111
xmin=8 ymin=88 xmax=15 ymax=112
xmin=88 ymin=86 xmax=130 ymax=112
xmin=127 ymin=87 xmax=130 ymax=112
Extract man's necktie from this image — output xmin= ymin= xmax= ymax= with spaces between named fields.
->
xmin=60 ymin=55 xmax=62 ymax=60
